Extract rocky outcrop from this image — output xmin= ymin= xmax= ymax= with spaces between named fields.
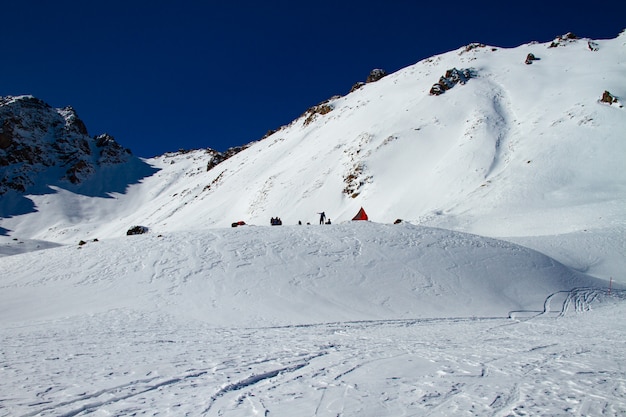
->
xmin=343 ymin=162 xmax=372 ymax=198
xmin=96 ymin=133 xmax=132 ymax=164
xmin=549 ymin=32 xmax=579 ymax=48
xmin=349 ymin=69 xmax=387 ymax=93
xmin=349 ymin=82 xmax=366 ymax=93
xmin=461 ymin=43 xmax=487 ymax=53
xmin=205 ymin=144 xmax=252 ymax=172
xmin=429 ymin=68 xmax=474 ymax=95
xmin=65 ymin=159 xmax=95 ymax=184
xmin=525 ymin=53 xmax=539 ymax=64
xmin=600 ymin=90 xmax=621 ymax=107
xmin=58 ymin=106 xmax=88 ymax=135
xmin=366 ymin=68 xmax=387 ymax=83
xmin=588 ymin=41 xmax=599 ymax=51
xmin=0 ymin=95 xmax=132 ymax=195
xmin=302 ymin=100 xmax=334 ymax=127
xmin=126 ymin=225 xmax=148 ymax=235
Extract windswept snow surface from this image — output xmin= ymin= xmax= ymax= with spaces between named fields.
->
xmin=0 ymin=222 xmax=611 ymax=326
xmin=1 ymin=222 xmax=625 ymax=416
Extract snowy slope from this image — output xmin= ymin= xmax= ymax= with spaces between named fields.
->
xmin=0 ymin=222 xmax=612 ymax=327
xmin=0 ymin=222 xmax=624 ymax=416
xmin=2 ymin=31 xmax=624 ymax=280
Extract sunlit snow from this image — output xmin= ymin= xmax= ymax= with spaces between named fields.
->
xmin=1 ymin=32 xmax=625 ymax=416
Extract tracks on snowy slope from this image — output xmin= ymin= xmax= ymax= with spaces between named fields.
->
xmin=509 ymin=287 xmax=625 ymax=319
xmin=20 ymin=352 xmax=325 ymax=417
xmin=20 ymin=369 xmax=212 ymax=417
xmin=10 ymin=288 xmax=624 ymax=416
xmin=201 ymin=352 xmax=326 ymax=414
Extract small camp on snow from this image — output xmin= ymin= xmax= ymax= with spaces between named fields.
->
xmin=352 ymin=207 xmax=368 ymax=221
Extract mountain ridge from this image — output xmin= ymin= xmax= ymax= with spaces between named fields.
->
xmin=1 ymin=32 xmax=624 ymax=281
xmin=0 ymin=95 xmax=132 ymax=193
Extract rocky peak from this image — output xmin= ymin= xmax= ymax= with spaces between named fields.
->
xmin=95 ymin=133 xmax=132 ymax=164
xmin=0 ymin=95 xmax=132 ymax=195
xmin=58 ymin=106 xmax=89 ymax=136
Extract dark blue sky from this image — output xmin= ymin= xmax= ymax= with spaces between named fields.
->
xmin=3 ymin=1 xmax=624 ymax=157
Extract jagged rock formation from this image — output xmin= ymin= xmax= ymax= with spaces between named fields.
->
xmin=205 ymin=144 xmax=252 ymax=171
xmin=365 ymin=68 xmax=387 ymax=83
xmin=0 ymin=95 xmax=131 ymax=195
xmin=350 ymin=68 xmax=388 ymax=93
xmin=349 ymin=82 xmax=366 ymax=93
xmin=302 ymin=101 xmax=334 ymax=127
xmin=549 ymin=32 xmax=579 ymax=48
xmin=462 ymin=43 xmax=487 ymax=53
xmin=429 ymin=68 xmax=474 ymax=95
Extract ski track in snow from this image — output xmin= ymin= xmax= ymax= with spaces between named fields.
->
xmin=1 ymin=300 xmax=625 ymax=417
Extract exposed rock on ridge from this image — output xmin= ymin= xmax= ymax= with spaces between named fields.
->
xmin=366 ymin=68 xmax=387 ymax=83
xmin=205 ymin=144 xmax=252 ymax=171
xmin=429 ymin=68 xmax=474 ymax=95
xmin=350 ymin=68 xmax=388 ymax=93
xmin=0 ymin=95 xmax=131 ymax=195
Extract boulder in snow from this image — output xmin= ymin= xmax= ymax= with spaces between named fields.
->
xmin=127 ymin=225 xmax=149 ymax=236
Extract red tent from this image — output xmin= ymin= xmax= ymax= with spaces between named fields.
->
xmin=352 ymin=207 xmax=369 ymax=221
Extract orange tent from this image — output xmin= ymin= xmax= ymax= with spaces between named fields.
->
xmin=352 ymin=207 xmax=369 ymax=221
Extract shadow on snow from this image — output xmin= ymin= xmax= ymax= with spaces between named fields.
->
xmin=0 ymin=157 xmax=159 ymax=232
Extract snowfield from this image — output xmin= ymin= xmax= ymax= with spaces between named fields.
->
xmin=4 ymin=302 xmax=626 ymax=416
xmin=0 ymin=223 xmax=613 ymax=326
xmin=1 ymin=223 xmax=625 ymax=416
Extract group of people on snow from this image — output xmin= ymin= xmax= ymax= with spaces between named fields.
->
xmin=267 ymin=212 xmax=330 ymax=226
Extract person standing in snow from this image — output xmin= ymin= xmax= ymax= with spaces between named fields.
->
xmin=318 ymin=212 xmax=326 ymax=225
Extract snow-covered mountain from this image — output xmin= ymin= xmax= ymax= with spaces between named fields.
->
xmin=1 ymin=31 xmax=626 ymax=415
xmin=0 ymin=95 xmax=135 ymax=195
xmin=2 ymin=31 xmax=624 ymax=278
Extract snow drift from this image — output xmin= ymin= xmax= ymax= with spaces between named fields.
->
xmin=0 ymin=222 xmax=611 ymax=327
